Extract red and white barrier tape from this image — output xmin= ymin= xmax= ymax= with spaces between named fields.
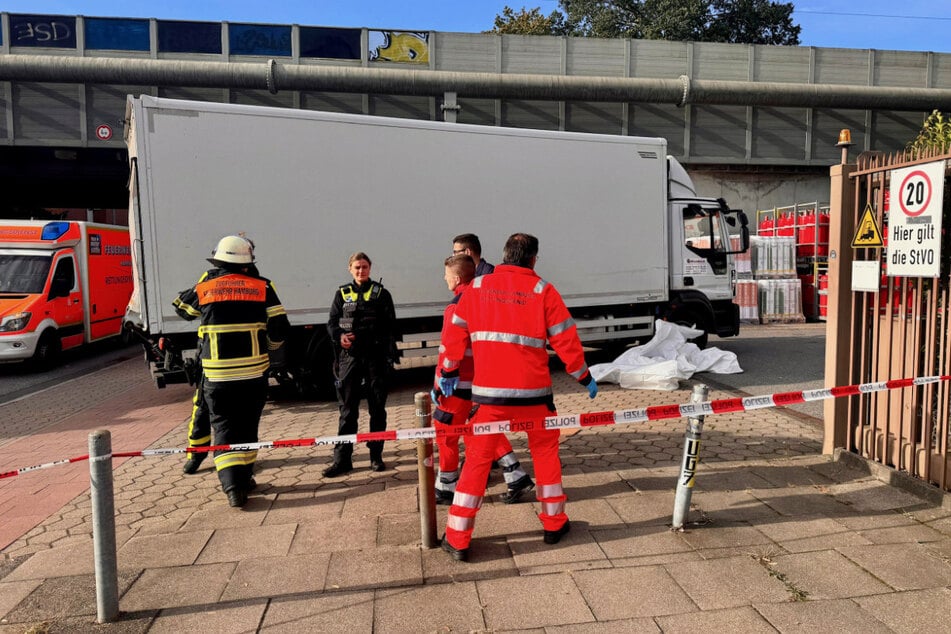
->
xmin=2 ymin=375 xmax=948 ymax=480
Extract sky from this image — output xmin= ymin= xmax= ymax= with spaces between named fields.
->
xmin=3 ymin=1 xmax=950 ymax=54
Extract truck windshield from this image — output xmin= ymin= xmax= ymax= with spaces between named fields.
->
xmin=0 ymin=254 xmax=52 ymax=293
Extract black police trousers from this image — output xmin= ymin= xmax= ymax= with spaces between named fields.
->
xmin=333 ymin=352 xmax=389 ymax=464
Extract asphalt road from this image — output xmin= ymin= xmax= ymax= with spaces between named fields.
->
xmin=0 ymin=339 xmax=143 ymax=405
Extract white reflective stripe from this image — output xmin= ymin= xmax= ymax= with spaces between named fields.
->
xmin=473 ymin=276 xmax=484 ymax=288
xmin=458 ymin=380 xmax=473 ymax=388
xmin=533 ymin=279 xmax=547 ymax=294
xmin=538 ymin=483 xmax=564 ymax=498
xmin=497 ymin=451 xmax=519 ymax=468
xmin=447 ymin=514 xmax=475 ymax=531
xmin=451 ymin=314 xmax=468 ymax=328
xmin=438 ymin=345 xmax=445 ymax=353
xmin=568 ymin=364 xmax=589 ymax=380
xmin=441 ymin=358 xmax=455 ymax=370
xmin=473 ymin=385 xmax=552 ymax=398
xmin=471 ymin=331 xmax=546 ymax=348
xmin=541 ymin=501 xmax=565 ymax=516
xmin=453 ymin=492 xmax=483 ymax=509
xmin=548 ymin=317 xmax=575 ymax=337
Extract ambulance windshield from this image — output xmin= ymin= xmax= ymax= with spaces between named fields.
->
xmin=0 ymin=254 xmax=53 ymax=293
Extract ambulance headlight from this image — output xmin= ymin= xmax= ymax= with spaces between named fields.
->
xmin=0 ymin=312 xmax=31 ymax=332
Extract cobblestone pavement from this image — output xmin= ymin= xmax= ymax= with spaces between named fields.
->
xmin=1 ymin=332 xmax=949 ymax=633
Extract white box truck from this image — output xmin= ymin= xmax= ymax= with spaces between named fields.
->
xmin=123 ymin=95 xmax=748 ymax=392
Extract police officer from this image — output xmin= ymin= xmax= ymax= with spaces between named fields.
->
xmin=438 ymin=233 xmax=598 ymax=561
xmin=324 ymin=252 xmax=397 ymax=477
xmin=173 ymin=235 xmax=289 ymax=507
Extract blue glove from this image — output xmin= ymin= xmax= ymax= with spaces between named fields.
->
xmin=586 ymin=379 xmax=598 ymax=399
xmin=430 ymin=388 xmax=441 ymax=406
xmin=438 ymin=376 xmax=458 ymax=398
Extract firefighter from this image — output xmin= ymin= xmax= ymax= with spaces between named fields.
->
xmin=324 ymin=252 xmax=397 ymax=477
xmin=431 ymin=253 xmax=535 ymax=505
xmin=172 ymin=235 xmax=289 ymax=508
xmin=438 ymin=233 xmax=598 ymax=561
xmin=180 ymin=262 xmax=261 ymax=477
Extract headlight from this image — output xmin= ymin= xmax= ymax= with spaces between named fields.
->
xmin=0 ymin=312 xmax=32 ymax=332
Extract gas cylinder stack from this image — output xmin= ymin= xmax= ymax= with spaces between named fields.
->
xmin=792 ymin=203 xmax=831 ymax=320
xmin=740 ymin=204 xmax=814 ymax=323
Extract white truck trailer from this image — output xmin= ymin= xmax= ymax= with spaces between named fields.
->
xmin=123 ymin=95 xmax=748 ymax=393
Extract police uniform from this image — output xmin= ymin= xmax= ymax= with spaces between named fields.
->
xmin=326 ymin=278 xmax=396 ymax=471
xmin=174 ymin=262 xmax=289 ymax=506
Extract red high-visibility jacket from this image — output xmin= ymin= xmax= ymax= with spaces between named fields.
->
xmin=434 ymin=281 xmax=474 ymax=400
xmin=441 ymin=264 xmax=591 ymax=406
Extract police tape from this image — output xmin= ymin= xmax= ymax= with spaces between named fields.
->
xmin=2 ymin=374 xmax=948 ymax=480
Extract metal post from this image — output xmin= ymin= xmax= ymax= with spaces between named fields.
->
xmin=415 ymin=392 xmax=438 ymax=548
xmin=671 ymin=384 xmax=709 ymax=531
xmin=88 ymin=429 xmax=119 ymax=622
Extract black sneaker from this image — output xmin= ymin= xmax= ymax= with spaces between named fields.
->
xmin=543 ymin=520 xmax=571 ymax=545
xmin=369 ymin=459 xmax=386 ymax=472
xmin=322 ymin=462 xmax=353 ymax=478
xmin=440 ymin=535 xmax=469 ymax=562
xmin=499 ymin=475 xmax=535 ymax=504
xmin=226 ymin=488 xmax=248 ymax=508
xmin=435 ymin=489 xmax=454 ymax=505
xmin=182 ymin=452 xmax=207 ymax=475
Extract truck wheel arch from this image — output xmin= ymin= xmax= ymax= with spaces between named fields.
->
xmin=665 ymin=292 xmax=714 ymax=349
xmin=30 ymin=328 xmax=62 ymax=370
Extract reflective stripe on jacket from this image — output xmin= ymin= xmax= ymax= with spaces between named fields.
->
xmin=441 ymin=264 xmax=589 ymax=406
xmin=173 ymin=268 xmax=289 ymax=382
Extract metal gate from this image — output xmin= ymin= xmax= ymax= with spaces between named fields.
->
xmin=825 ymin=148 xmax=951 ymax=493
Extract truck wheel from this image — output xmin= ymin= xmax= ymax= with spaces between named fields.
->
xmin=670 ymin=312 xmax=709 ymax=350
xmin=300 ymin=332 xmax=336 ymax=401
xmin=30 ymin=330 xmax=61 ymax=371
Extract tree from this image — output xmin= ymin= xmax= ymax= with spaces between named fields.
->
xmin=906 ymin=110 xmax=951 ymax=155
xmin=488 ymin=6 xmax=566 ymax=35
xmin=490 ymin=0 xmax=801 ymax=45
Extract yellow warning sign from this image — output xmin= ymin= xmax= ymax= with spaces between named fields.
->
xmin=852 ymin=204 xmax=884 ymax=248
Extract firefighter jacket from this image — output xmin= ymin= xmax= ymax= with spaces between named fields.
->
xmin=173 ymin=267 xmax=290 ymax=382
xmin=440 ymin=264 xmax=592 ymax=406
xmin=327 ymin=279 xmax=397 ymax=360
xmin=433 ymin=282 xmax=473 ymax=402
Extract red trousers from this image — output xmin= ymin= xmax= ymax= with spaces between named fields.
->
xmin=435 ymin=395 xmax=515 ymax=473
xmin=445 ymin=403 xmax=567 ymax=550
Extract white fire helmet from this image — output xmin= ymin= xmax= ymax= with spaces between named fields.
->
xmin=209 ymin=235 xmax=255 ymax=264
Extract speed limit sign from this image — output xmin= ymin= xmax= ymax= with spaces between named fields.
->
xmin=897 ymin=169 xmax=932 ymax=217
xmin=887 ymin=160 xmax=945 ymax=276
xmin=95 ymin=124 xmax=113 ymax=141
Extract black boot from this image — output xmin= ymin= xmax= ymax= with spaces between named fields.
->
xmin=182 ymin=451 xmax=207 ymax=475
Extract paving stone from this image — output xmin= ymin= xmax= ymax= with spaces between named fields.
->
xmin=755 ymin=598 xmax=894 ymax=633
xmin=148 ymin=600 xmax=268 ymax=633
xmin=654 ymin=606 xmax=776 ymax=633
xmin=324 ymin=546 xmax=422 ymax=592
xmin=854 ymin=587 xmax=951 ymax=634
xmin=2 ymin=572 xmax=138 ymax=622
xmin=120 ymin=562 xmax=235 ymax=611
xmin=838 ymin=542 xmax=951 ymax=590
xmin=195 ymin=523 xmax=296 ymax=564
xmin=771 ymin=550 xmax=891 ymax=599
xmin=0 ymin=578 xmax=42 ymax=621
xmin=574 ymin=566 xmax=698 ymax=619
xmin=221 ymin=552 xmax=332 ymax=601
xmin=666 ymin=555 xmax=790 ymax=610
xmin=117 ymin=529 xmax=212 ymax=570
xmin=375 ymin=582 xmax=487 ymax=633
xmin=260 ymin=590 xmax=374 ymax=632
xmin=3 ymin=540 xmax=94 ymax=581
xmin=288 ymin=516 xmax=379 ymax=554
xmin=478 ymin=572 xmax=595 ymax=630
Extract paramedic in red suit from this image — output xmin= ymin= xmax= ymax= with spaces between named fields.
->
xmin=438 ymin=233 xmax=598 ymax=561
xmin=431 ymin=253 xmax=534 ymax=506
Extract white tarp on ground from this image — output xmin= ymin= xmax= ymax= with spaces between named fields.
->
xmin=589 ymin=320 xmax=743 ymax=391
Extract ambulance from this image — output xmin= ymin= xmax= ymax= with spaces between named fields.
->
xmin=0 ymin=220 xmax=134 ymax=367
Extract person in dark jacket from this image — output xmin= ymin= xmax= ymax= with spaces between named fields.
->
xmin=451 ymin=233 xmax=494 ymax=277
xmin=324 ymin=251 xmax=397 ymax=477
xmin=173 ymin=235 xmax=289 ymax=507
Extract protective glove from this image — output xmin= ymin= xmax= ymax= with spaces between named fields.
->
xmin=586 ymin=378 xmax=598 ymax=399
xmin=430 ymin=387 xmax=441 ymax=406
xmin=438 ymin=376 xmax=458 ymax=398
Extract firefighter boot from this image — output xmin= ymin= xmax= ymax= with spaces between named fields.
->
xmin=182 ymin=451 xmax=207 ymax=475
